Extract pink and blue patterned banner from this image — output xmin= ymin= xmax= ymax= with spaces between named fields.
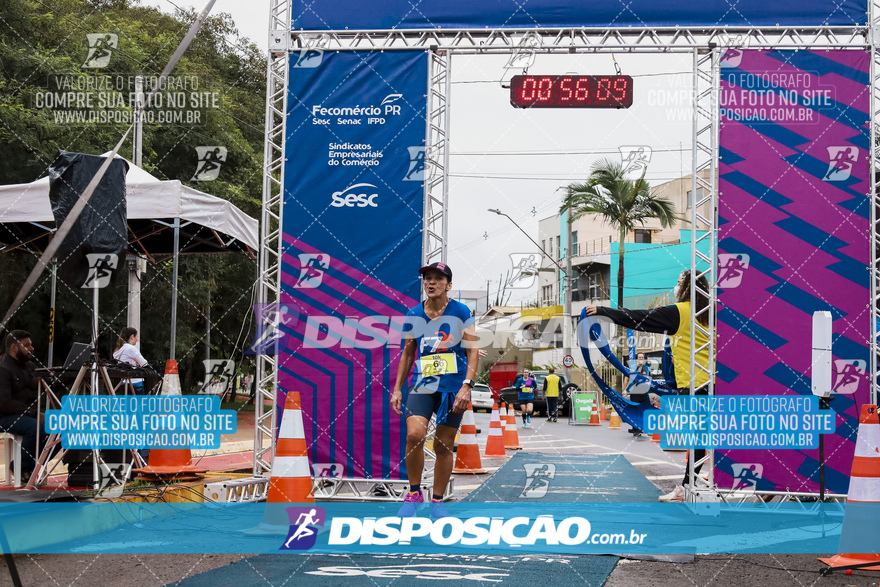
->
xmin=717 ymin=49 xmax=870 ymax=494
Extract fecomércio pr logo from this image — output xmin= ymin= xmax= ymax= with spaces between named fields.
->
xmin=281 ymin=506 xmax=327 ymax=551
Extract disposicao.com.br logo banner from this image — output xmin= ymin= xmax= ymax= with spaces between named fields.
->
xmin=3 ymin=502 xmax=878 ymax=555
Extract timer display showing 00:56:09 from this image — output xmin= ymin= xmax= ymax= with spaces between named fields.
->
xmin=510 ymin=75 xmax=634 ymax=108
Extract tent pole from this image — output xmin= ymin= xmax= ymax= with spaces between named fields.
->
xmin=48 ymin=260 xmax=57 ymax=367
xmin=127 ymin=256 xmax=141 ymax=345
xmin=170 ymin=217 xmax=179 ymax=360
xmin=134 ymin=76 xmax=143 ymax=167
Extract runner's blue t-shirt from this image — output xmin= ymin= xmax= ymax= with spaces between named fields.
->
xmin=403 ymin=298 xmax=474 ymax=397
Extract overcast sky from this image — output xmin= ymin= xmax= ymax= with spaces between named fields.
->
xmin=141 ymin=0 xmax=695 ymax=305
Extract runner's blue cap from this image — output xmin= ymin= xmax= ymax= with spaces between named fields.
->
xmin=419 ymin=262 xmax=452 ymax=281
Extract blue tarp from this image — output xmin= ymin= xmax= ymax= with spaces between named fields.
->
xmin=292 ymin=1 xmax=867 ymax=31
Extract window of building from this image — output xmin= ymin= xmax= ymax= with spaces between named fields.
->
xmin=687 ymin=187 xmax=704 ymax=209
xmin=588 ymin=273 xmax=605 ymax=300
xmin=634 ymin=229 xmax=652 ymax=244
xmin=556 ymin=235 xmax=561 ymax=258
xmin=541 ymin=284 xmax=553 ymax=304
xmin=548 ymin=238 xmax=553 ymax=256
xmin=571 ymin=231 xmax=578 ymax=244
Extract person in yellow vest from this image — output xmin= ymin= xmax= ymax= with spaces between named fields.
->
xmin=585 ymin=270 xmax=711 ymax=503
xmin=543 ymin=366 xmax=561 ymax=422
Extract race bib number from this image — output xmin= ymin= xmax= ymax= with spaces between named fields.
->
xmin=419 ymin=353 xmax=458 ymax=377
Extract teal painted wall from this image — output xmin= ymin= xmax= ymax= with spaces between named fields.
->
xmin=609 ymin=230 xmax=710 ymax=309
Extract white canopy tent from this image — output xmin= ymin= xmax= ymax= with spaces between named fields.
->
xmin=0 ymin=154 xmax=259 ymax=364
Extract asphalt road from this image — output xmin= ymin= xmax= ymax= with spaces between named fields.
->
xmin=2 ymin=410 xmax=878 ymax=587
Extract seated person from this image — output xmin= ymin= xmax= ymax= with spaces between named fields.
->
xmin=0 ymin=330 xmax=53 ymax=483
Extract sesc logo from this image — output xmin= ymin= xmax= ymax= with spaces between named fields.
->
xmin=331 ymin=183 xmax=379 ymax=208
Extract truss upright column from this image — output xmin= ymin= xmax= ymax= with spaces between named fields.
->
xmin=871 ymin=2 xmax=880 ymax=407
xmin=688 ymin=45 xmax=720 ymax=500
xmin=423 ymin=49 xmax=451 ymax=266
xmin=254 ymin=0 xmax=292 ymax=476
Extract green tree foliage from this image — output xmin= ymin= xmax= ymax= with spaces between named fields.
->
xmin=560 ymin=158 xmax=677 ymax=311
xmin=0 ymin=0 xmax=264 ymax=388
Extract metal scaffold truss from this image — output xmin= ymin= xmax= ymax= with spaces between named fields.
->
xmin=257 ymin=0 xmax=877 ymax=504
xmin=287 ymin=26 xmax=870 ymax=53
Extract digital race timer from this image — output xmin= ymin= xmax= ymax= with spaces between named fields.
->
xmin=510 ymin=75 xmax=634 ymax=109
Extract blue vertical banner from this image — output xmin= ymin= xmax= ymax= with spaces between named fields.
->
xmin=282 ymin=50 xmax=428 ymax=480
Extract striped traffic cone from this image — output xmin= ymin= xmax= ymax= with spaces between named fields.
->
xmin=161 ymin=359 xmax=181 ymax=395
xmin=819 ymin=405 xmax=880 ymax=571
xmin=483 ymin=404 xmax=509 ymax=458
xmin=651 ymin=400 xmax=662 ymax=442
xmin=453 ymin=403 xmax=488 ymax=474
xmin=587 ymin=401 xmax=601 ymax=426
xmin=244 ymin=391 xmax=314 ymax=535
xmin=609 ymin=408 xmax=621 ymax=430
xmin=133 ymin=359 xmax=207 ymax=481
xmin=502 ymin=402 xmax=522 ymax=450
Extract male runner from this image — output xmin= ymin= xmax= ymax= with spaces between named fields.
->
xmin=390 ymin=262 xmax=478 ymax=518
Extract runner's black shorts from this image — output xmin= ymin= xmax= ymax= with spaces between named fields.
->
xmin=404 ymin=391 xmax=464 ymax=429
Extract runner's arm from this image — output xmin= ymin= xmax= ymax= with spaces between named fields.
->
xmin=390 ymin=337 xmax=417 ymax=416
xmin=586 ymin=305 xmax=680 ymax=334
xmin=453 ymin=322 xmax=480 ymax=413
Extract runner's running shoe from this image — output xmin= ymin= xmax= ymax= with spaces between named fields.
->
xmin=658 ymin=485 xmax=685 ymax=502
xmin=398 ymin=490 xmax=425 ymax=517
xmin=430 ymin=499 xmax=450 ymax=520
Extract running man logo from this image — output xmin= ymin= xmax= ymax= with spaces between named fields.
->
xmin=294 ymin=253 xmax=330 ymax=288
xmin=312 ymin=463 xmax=344 ymax=479
xmin=823 ymin=146 xmax=858 ymax=182
xmin=199 ymin=359 xmax=235 ymax=394
xmin=292 ymin=49 xmax=324 ymax=69
xmin=520 ymin=463 xmax=556 ymax=498
xmin=507 ymin=253 xmax=541 ymax=289
xmin=832 ymin=359 xmax=867 ymax=395
xmin=730 ymin=463 xmax=763 ymax=490
xmin=504 ymin=34 xmax=539 ymax=69
xmin=718 ymin=33 xmax=750 ymax=68
xmin=280 ymin=506 xmax=326 ymax=551
xmin=82 ymin=33 xmax=118 ymax=69
xmin=192 ymin=146 xmax=227 ymax=181
xmin=717 ymin=253 xmax=750 ymax=288
xmin=619 ymin=145 xmax=652 ymax=174
xmin=245 ymin=302 xmax=300 ymax=355
xmin=403 ymin=146 xmax=426 ymax=182
xmin=82 ymin=253 xmax=118 ymax=289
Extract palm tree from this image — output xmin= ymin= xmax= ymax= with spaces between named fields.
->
xmin=560 ymin=158 xmax=677 ymax=312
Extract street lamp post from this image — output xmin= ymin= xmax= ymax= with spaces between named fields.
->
xmin=488 ymin=209 xmax=572 ymax=381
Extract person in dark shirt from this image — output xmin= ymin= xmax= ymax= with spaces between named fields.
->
xmin=0 ymin=330 xmax=48 ymax=481
xmin=586 ymin=270 xmax=712 ymax=503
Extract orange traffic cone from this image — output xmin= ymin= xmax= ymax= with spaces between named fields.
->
xmin=587 ymin=401 xmax=601 ymax=426
xmin=651 ymin=400 xmax=661 ymax=442
xmin=609 ymin=408 xmax=621 ymax=430
xmin=244 ymin=391 xmax=314 ymax=536
xmin=600 ymin=402 xmax=608 ymax=421
xmin=502 ymin=402 xmax=522 ymax=450
xmin=819 ymin=405 xmax=880 ymax=571
xmin=483 ymin=404 xmax=509 ymax=458
xmin=133 ymin=360 xmax=207 ymax=481
xmin=453 ymin=403 xmax=487 ymax=474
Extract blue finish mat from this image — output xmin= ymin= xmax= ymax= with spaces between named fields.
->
xmin=463 ymin=452 xmax=662 ymax=503
xmin=168 ymin=552 xmax=619 ymax=587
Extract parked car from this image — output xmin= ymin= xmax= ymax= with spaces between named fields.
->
xmin=470 ymin=383 xmax=494 ymax=412
xmin=499 ymin=371 xmax=580 ymax=417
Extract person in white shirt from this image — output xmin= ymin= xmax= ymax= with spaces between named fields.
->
xmin=113 ymin=327 xmax=148 ymax=394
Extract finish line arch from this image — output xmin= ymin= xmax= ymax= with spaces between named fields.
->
xmin=253 ymin=0 xmax=880 ymax=501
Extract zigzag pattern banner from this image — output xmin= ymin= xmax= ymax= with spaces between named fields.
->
xmin=279 ymin=51 xmax=428 ymax=480
xmin=717 ymin=49 xmax=871 ymax=494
